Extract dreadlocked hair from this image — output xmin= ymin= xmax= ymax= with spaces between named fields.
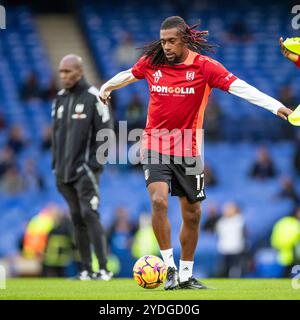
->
xmin=140 ymin=16 xmax=216 ymax=66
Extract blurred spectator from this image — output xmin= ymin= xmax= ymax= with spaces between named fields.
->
xmin=42 ymin=77 xmax=58 ymax=101
xmin=115 ymin=33 xmax=139 ymax=68
xmin=271 ymin=207 xmax=300 ymax=277
xmin=41 ymin=126 xmax=52 ymax=151
xmin=204 ymin=164 xmax=217 ymax=187
xmin=131 ymin=213 xmax=160 ymax=259
xmin=227 ymin=20 xmax=253 ymax=42
xmin=276 ymin=176 xmax=299 ymax=206
xmin=22 ymin=159 xmax=45 ymax=192
xmin=19 ymin=204 xmax=76 ymax=277
xmin=0 ymin=112 xmax=6 ymax=131
xmin=202 ymin=203 xmax=220 ymax=233
xmin=250 ymin=147 xmax=276 ymax=179
xmin=204 ymin=98 xmax=222 ymax=140
xmin=125 ymin=94 xmax=146 ymax=130
xmin=0 ymin=146 xmax=15 ymax=178
xmin=0 ymin=166 xmax=24 ymax=195
xmin=293 ymin=131 xmax=300 ymax=176
xmin=279 ymin=85 xmax=297 ymax=108
xmin=216 ymin=202 xmax=246 ymax=278
xmin=7 ymin=126 xmax=27 ymax=154
xmin=43 ymin=210 xmax=75 ymax=277
xmin=107 ymin=208 xmax=137 ymax=277
xmin=278 ymin=85 xmax=297 ymax=139
xmin=20 ymin=72 xmax=43 ymax=101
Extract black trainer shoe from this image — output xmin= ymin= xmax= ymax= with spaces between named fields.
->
xmin=179 ymin=276 xmax=208 ymax=290
xmin=164 ymin=267 xmax=179 ymax=290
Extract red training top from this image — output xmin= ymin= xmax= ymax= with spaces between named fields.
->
xmin=132 ymin=50 xmax=237 ymax=156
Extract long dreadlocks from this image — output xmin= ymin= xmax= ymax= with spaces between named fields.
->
xmin=140 ymin=16 xmax=216 ymax=66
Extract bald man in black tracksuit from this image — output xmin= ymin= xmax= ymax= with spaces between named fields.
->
xmin=52 ymin=55 xmax=113 ymax=280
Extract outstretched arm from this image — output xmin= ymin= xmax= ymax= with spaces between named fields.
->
xmin=228 ymin=79 xmax=293 ymax=120
xmin=99 ymin=69 xmax=139 ymax=104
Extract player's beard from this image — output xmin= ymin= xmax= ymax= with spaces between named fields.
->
xmin=166 ymin=56 xmax=180 ymax=65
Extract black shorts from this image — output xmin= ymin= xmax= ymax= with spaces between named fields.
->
xmin=142 ymin=150 xmax=206 ymax=203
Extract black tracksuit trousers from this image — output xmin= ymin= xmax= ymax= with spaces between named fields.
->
xmin=56 ymin=172 xmax=107 ymax=272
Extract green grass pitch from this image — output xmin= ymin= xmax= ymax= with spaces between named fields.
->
xmin=0 ymin=278 xmax=299 ymax=300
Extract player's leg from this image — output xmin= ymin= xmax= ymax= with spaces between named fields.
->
xmin=56 ymin=180 xmax=93 ymax=278
xmin=178 ymin=196 xmax=207 ymax=289
xmin=147 ymin=181 xmax=179 ymax=290
xmin=148 ymin=182 xmax=170 ymax=250
xmin=142 ymin=152 xmax=174 ymax=261
xmin=179 ymin=196 xmax=201 ymax=261
xmin=74 ymin=172 xmax=112 ymax=280
xmin=170 ymin=158 xmax=207 ymax=289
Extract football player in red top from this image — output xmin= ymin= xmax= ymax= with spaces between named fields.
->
xmin=100 ymin=16 xmax=292 ymax=289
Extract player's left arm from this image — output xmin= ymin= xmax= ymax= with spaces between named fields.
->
xmin=202 ymin=57 xmax=293 ymax=120
xmin=228 ymin=79 xmax=293 ymax=120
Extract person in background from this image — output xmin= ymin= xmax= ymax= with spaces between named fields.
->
xmin=22 ymin=159 xmax=45 ymax=192
xmin=204 ymin=98 xmax=222 ymax=140
xmin=107 ymin=208 xmax=137 ymax=277
xmin=0 ymin=146 xmax=15 ymax=178
xmin=227 ymin=20 xmax=253 ymax=42
xmin=271 ymin=207 xmax=300 ymax=277
xmin=20 ymin=72 xmax=43 ymax=101
xmin=278 ymin=84 xmax=297 ymax=139
xmin=276 ymin=176 xmax=300 ymax=206
xmin=42 ymin=210 xmax=75 ymax=277
xmin=131 ymin=213 xmax=160 ymax=259
xmin=216 ymin=202 xmax=246 ymax=278
xmin=41 ymin=126 xmax=52 ymax=152
xmin=42 ymin=76 xmax=58 ymax=101
xmin=0 ymin=166 xmax=24 ymax=195
xmin=293 ymin=131 xmax=300 ymax=176
xmin=250 ymin=147 xmax=276 ymax=179
xmin=202 ymin=202 xmax=220 ymax=233
xmin=115 ymin=33 xmax=139 ymax=68
xmin=52 ymin=54 xmax=113 ymax=280
xmin=7 ymin=126 xmax=27 ymax=154
xmin=125 ymin=94 xmax=146 ymax=131
xmin=0 ymin=112 xmax=6 ymax=131
xmin=203 ymin=164 xmax=218 ymax=187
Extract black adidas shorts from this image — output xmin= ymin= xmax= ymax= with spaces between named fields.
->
xmin=142 ymin=150 xmax=206 ymax=203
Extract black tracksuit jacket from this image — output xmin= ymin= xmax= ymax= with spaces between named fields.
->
xmin=51 ymin=78 xmax=113 ymax=183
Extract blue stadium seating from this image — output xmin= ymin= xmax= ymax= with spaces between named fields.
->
xmin=0 ymin=2 xmax=299 ymax=277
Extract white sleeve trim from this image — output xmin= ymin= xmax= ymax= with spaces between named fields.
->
xmin=228 ymin=79 xmax=284 ymax=115
xmin=99 ymin=68 xmax=139 ymax=99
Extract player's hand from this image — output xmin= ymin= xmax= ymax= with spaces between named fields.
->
xmin=99 ymin=96 xmax=111 ymax=105
xmin=279 ymin=37 xmax=299 ymax=63
xmin=277 ymin=106 xmax=293 ymax=120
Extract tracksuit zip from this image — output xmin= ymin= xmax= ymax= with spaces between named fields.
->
xmin=64 ymin=93 xmax=74 ymax=182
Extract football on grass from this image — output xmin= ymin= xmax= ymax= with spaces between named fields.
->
xmin=133 ymin=255 xmax=167 ymax=289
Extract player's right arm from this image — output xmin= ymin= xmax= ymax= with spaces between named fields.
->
xmin=99 ymin=69 xmax=139 ymax=104
xmin=279 ymin=37 xmax=300 ymax=67
xmin=99 ymin=56 xmax=147 ymax=104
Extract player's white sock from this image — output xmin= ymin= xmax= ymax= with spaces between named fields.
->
xmin=160 ymin=248 xmax=177 ymax=269
xmin=179 ymin=260 xmax=194 ymax=282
